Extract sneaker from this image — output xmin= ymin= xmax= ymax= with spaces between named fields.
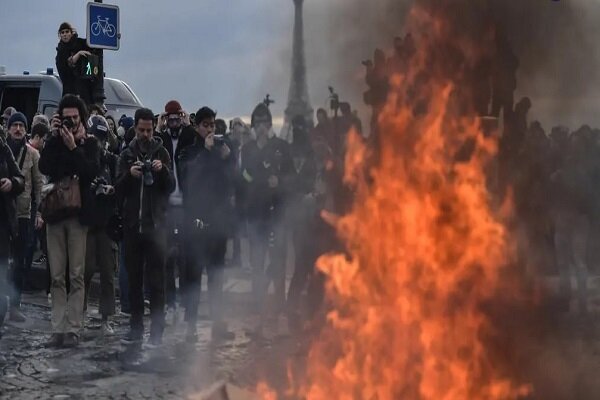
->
xmin=121 ymin=330 xmax=143 ymax=344
xmin=32 ymin=254 xmax=47 ymax=266
xmin=43 ymin=333 xmax=64 ymax=348
xmin=62 ymin=333 xmax=79 ymax=348
xmin=101 ymin=321 xmax=114 ymax=336
xmin=8 ymin=307 xmax=26 ymax=323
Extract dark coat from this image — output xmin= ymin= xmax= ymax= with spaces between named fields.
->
xmin=241 ymin=136 xmax=293 ymax=221
xmin=178 ymin=136 xmax=235 ymax=236
xmin=55 ymin=36 xmax=103 ymax=104
xmin=88 ymin=149 xmax=119 ymax=228
xmin=154 ymin=125 xmax=196 ymax=169
xmin=116 ymin=137 xmax=175 ymax=230
xmin=39 ymin=134 xmax=101 ymax=226
xmin=0 ymin=139 xmax=25 ymax=235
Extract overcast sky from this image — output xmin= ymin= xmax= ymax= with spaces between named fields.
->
xmin=0 ymin=0 xmax=356 ymax=124
xmin=2 ymin=0 xmax=599 ymax=130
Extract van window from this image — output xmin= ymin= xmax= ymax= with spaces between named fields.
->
xmin=0 ymin=86 xmax=40 ymax=125
xmin=105 ymin=80 xmax=138 ymax=106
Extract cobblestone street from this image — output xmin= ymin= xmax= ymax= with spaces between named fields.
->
xmin=4 ymin=276 xmax=600 ymax=399
xmin=0 ymin=276 xmax=303 ymax=400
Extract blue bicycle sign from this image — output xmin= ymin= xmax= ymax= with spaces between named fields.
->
xmin=87 ymin=2 xmax=120 ymax=50
xmin=91 ymin=16 xmax=116 ymax=38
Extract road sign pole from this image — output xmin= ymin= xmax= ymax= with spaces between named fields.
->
xmin=93 ymin=0 xmax=104 ymax=106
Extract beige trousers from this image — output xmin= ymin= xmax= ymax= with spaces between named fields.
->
xmin=47 ymin=217 xmax=88 ymax=335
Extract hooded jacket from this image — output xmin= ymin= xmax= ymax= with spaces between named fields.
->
xmin=39 ymin=133 xmax=100 ymax=226
xmin=0 ymin=138 xmax=25 ymax=235
xmin=116 ymin=136 xmax=175 ymax=231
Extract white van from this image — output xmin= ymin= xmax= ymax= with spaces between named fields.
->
xmin=0 ymin=67 xmax=143 ymax=124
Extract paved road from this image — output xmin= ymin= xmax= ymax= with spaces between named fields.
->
xmin=0 ymin=288 xmax=304 ymax=400
xmin=3 ymin=276 xmax=600 ymax=399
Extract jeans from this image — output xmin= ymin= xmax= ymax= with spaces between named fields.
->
xmin=9 ymin=218 xmax=29 ymax=307
xmin=84 ymin=229 xmax=117 ymax=317
xmin=123 ymin=227 xmax=166 ymax=336
xmin=184 ymin=230 xmax=227 ymax=324
xmin=118 ymin=245 xmax=129 ymax=312
xmin=247 ymin=218 xmax=287 ymax=312
xmin=0 ymin=224 xmax=11 ymax=327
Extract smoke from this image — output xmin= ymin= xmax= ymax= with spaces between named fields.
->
xmin=299 ymin=0 xmax=600 ymax=398
xmin=305 ymin=0 xmax=600 ymax=130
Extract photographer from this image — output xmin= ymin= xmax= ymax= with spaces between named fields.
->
xmin=83 ymin=115 xmax=118 ymax=335
xmin=39 ymin=94 xmax=100 ymax=348
xmin=0 ymin=135 xmax=25 ymax=331
xmin=178 ymin=107 xmax=235 ymax=342
xmin=116 ymin=108 xmax=175 ymax=346
xmin=241 ymin=103 xmax=293 ymax=327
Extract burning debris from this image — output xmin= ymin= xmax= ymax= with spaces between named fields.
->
xmin=260 ymin=1 xmax=549 ymax=399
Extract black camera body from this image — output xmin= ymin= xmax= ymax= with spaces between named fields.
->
xmin=141 ymin=159 xmax=154 ymax=186
xmin=90 ymin=176 xmax=113 ymax=196
xmin=62 ymin=117 xmax=75 ymax=130
xmin=213 ymin=134 xmax=226 ymax=145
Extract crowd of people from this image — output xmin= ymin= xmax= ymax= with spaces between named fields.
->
xmin=0 ymin=88 xmax=354 ymax=348
xmin=0 ymin=21 xmax=363 ymax=350
xmin=2 ymin=17 xmax=598 ymax=356
xmin=362 ymin=29 xmax=600 ymax=317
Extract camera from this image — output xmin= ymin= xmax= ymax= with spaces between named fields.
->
xmin=141 ymin=158 xmax=154 ymax=186
xmin=213 ymin=134 xmax=226 ymax=144
xmin=62 ymin=117 xmax=75 ymax=130
xmin=90 ymin=176 xmax=114 ymax=196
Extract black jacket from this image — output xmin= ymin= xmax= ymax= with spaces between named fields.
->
xmin=154 ymin=125 xmax=196 ymax=169
xmin=178 ymin=136 xmax=235 ymax=236
xmin=0 ymin=138 xmax=25 ymax=236
xmin=241 ymin=136 xmax=293 ymax=220
xmin=39 ymin=134 xmax=101 ymax=226
xmin=55 ymin=36 xmax=104 ymax=104
xmin=116 ymin=137 xmax=175 ymax=231
xmin=88 ymin=148 xmax=119 ymax=228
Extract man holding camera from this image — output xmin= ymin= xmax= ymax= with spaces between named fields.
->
xmin=241 ymin=103 xmax=293 ymax=326
xmin=83 ymin=115 xmax=118 ymax=335
xmin=178 ymin=107 xmax=235 ymax=341
xmin=116 ymin=108 xmax=175 ymax=345
xmin=39 ymin=94 xmax=100 ymax=348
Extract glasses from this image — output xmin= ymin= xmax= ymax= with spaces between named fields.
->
xmin=11 ymin=122 xmax=26 ymax=129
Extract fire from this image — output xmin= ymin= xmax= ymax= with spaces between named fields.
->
xmin=273 ymin=3 xmax=533 ymax=400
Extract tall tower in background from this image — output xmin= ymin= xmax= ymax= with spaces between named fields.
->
xmin=284 ymin=0 xmax=313 ymax=130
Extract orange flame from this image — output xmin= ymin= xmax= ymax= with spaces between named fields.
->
xmin=263 ymin=3 xmax=533 ymax=399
